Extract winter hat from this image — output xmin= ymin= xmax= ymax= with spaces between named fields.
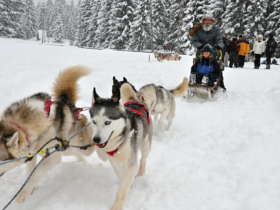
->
xmin=201 ymin=12 xmax=215 ymax=31
xmin=201 ymin=12 xmax=215 ymax=23
xmin=201 ymin=44 xmax=214 ymax=55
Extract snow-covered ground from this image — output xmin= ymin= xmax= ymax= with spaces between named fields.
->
xmin=0 ymin=38 xmax=280 ymax=210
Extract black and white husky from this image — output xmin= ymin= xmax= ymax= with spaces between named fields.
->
xmin=90 ymin=82 xmax=153 ymax=210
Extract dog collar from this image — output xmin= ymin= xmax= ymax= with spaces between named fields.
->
xmin=107 ymin=148 xmax=119 ymax=156
xmin=124 ymin=102 xmax=151 ymax=124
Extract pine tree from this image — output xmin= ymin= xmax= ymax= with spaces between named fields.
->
xmin=222 ymin=0 xmax=247 ymax=35
xmin=64 ymin=0 xmax=78 ymax=44
xmin=245 ymin=0 xmax=267 ymax=37
xmin=150 ymin=0 xmax=169 ymax=50
xmin=166 ymin=0 xmax=187 ymax=52
xmin=21 ymin=0 xmax=37 ymax=39
xmin=96 ymin=0 xmax=113 ymax=48
xmin=85 ymin=0 xmax=101 ymax=48
xmin=209 ymin=0 xmax=225 ymax=26
xmin=266 ymin=0 xmax=280 ymax=38
xmin=109 ymin=0 xmax=134 ymax=49
xmin=0 ymin=0 xmax=25 ymax=38
xmin=129 ymin=0 xmax=152 ymax=51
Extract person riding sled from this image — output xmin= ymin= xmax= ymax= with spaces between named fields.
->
xmin=189 ymin=12 xmax=224 ymax=61
xmin=189 ymin=44 xmax=226 ymax=90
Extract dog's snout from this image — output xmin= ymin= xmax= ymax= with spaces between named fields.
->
xmin=93 ymin=136 xmax=101 ymax=144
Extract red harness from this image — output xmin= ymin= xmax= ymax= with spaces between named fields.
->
xmin=124 ymin=101 xmax=151 ymax=124
xmin=44 ymin=100 xmax=87 ymax=119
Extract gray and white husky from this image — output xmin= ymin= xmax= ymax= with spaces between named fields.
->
xmin=138 ymin=77 xmax=188 ymax=131
xmin=0 ymin=66 xmax=94 ymax=203
xmin=90 ymin=82 xmax=153 ymax=210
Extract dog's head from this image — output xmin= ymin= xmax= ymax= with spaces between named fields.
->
xmin=90 ymin=83 xmax=139 ymax=148
xmin=0 ymin=121 xmax=20 ymax=176
xmin=112 ymin=76 xmax=137 ymax=102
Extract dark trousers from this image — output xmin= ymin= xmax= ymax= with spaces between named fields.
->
xmin=238 ymin=55 xmax=246 ymax=68
xmin=254 ymin=54 xmax=261 ymax=68
xmin=266 ymin=53 xmax=271 ymax=66
xmin=229 ymin=52 xmax=239 ymax=67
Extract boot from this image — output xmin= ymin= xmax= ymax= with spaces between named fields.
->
xmin=266 ymin=64 xmax=270 ymax=69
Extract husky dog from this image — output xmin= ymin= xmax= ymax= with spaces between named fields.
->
xmin=90 ymin=83 xmax=153 ymax=210
xmin=138 ymin=77 xmax=188 ymax=131
xmin=154 ymin=52 xmax=182 ymax=62
xmin=0 ymin=66 xmax=94 ymax=203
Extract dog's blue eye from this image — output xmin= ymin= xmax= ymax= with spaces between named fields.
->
xmin=104 ymin=121 xmax=111 ymax=125
xmin=92 ymin=120 xmax=97 ymax=125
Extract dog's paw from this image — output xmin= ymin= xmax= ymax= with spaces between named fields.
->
xmin=111 ymin=201 xmax=124 ymax=210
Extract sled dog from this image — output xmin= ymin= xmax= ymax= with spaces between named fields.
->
xmin=90 ymin=82 xmax=153 ymax=210
xmin=138 ymin=77 xmax=188 ymax=131
xmin=0 ymin=66 xmax=94 ymax=203
xmin=154 ymin=52 xmax=181 ymax=61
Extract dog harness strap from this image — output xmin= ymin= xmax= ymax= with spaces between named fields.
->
xmin=124 ymin=102 xmax=151 ymax=124
xmin=44 ymin=100 xmax=55 ymax=116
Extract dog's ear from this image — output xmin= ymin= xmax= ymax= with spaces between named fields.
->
xmin=120 ymin=83 xmax=138 ymax=104
xmin=113 ymin=76 xmax=119 ymax=85
xmin=123 ymin=77 xmax=128 ymax=82
xmin=6 ymin=132 xmax=19 ymax=147
xmin=92 ymin=87 xmax=100 ymax=104
xmin=136 ymin=92 xmax=146 ymax=104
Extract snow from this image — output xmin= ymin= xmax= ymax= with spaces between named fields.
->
xmin=0 ymin=38 xmax=280 ymax=210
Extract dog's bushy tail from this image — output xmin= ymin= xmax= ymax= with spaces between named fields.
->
xmin=53 ymin=66 xmax=90 ymax=104
xmin=169 ymin=77 xmax=188 ymax=97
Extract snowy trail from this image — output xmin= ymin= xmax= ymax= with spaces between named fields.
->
xmin=0 ymin=38 xmax=280 ymax=210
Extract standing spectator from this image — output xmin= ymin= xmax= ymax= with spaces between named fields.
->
xmin=253 ymin=34 xmax=266 ymax=69
xmin=223 ymin=33 xmax=230 ymax=67
xmin=265 ymin=33 xmax=277 ymax=69
xmin=228 ymin=35 xmax=239 ymax=68
xmin=238 ymin=35 xmax=250 ymax=68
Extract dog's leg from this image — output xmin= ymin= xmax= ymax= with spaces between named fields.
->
xmin=138 ymin=136 xmax=151 ymax=176
xmin=111 ymin=163 xmax=138 ymax=210
xmin=110 ymin=159 xmax=123 ymax=179
xmin=165 ymin=100 xmax=176 ymax=130
xmin=16 ymin=152 xmax=62 ymax=203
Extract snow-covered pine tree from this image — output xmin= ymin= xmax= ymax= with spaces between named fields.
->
xmin=150 ymin=0 xmax=169 ymax=50
xmin=51 ymin=0 xmax=66 ymax=42
xmin=85 ymin=0 xmax=101 ymax=48
xmin=244 ymin=0 xmax=267 ymax=38
xmin=109 ymin=0 xmax=134 ymax=49
xmin=266 ymin=0 xmax=280 ymax=40
xmin=0 ymin=0 xmax=25 ymax=38
xmin=64 ymin=0 xmax=77 ymax=44
xmin=21 ymin=0 xmax=37 ymax=39
xmin=96 ymin=0 xmax=113 ymax=48
xmin=165 ymin=0 xmax=187 ymax=53
xmin=129 ymin=0 xmax=152 ymax=51
xmin=52 ymin=13 xmax=64 ymax=42
xmin=209 ymin=0 xmax=225 ymax=26
xmin=45 ymin=0 xmax=56 ymax=38
xmin=222 ymin=0 xmax=247 ymax=35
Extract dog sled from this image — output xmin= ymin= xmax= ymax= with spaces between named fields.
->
xmin=186 ymin=71 xmax=225 ymax=100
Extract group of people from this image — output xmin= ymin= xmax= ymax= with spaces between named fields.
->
xmin=188 ymin=12 xmax=278 ymax=91
xmin=224 ymin=33 xmax=277 ymax=69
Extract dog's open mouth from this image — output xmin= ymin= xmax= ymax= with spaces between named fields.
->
xmin=96 ymin=141 xmax=108 ymax=148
